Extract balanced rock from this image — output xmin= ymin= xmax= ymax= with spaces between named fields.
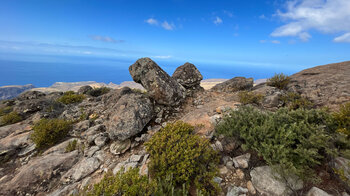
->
xmin=105 ymin=93 xmax=154 ymax=140
xmin=212 ymin=77 xmax=253 ymax=93
xmin=129 ymin=58 xmax=186 ymax=106
xmin=172 ymin=62 xmax=204 ymax=95
xmin=77 ymin=85 xmax=93 ymax=94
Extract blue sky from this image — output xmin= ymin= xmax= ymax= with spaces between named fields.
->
xmin=1 ymin=0 xmax=350 ymax=75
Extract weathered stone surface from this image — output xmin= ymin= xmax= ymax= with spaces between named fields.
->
xmin=247 ymin=181 xmax=256 ymax=195
xmin=172 ymin=62 xmax=203 ymax=88
xmin=106 ymin=93 xmax=154 ymax=140
xmin=333 ymin=157 xmax=350 ymax=185
xmin=227 ymin=186 xmax=248 ymax=196
xmin=42 ymin=138 xmax=80 ymax=155
xmin=306 ymin=187 xmax=332 ymax=196
xmin=0 ymin=131 xmax=31 ymax=160
xmin=77 ymin=85 xmax=93 ymax=94
xmin=110 ymin=139 xmax=131 ymax=155
xmin=129 ymin=57 xmax=186 ymax=106
xmin=61 ymin=157 xmax=100 ymax=183
xmin=287 ymin=61 xmax=350 ymax=111
xmin=252 ymin=84 xmax=283 ymax=109
xmin=250 ymin=166 xmax=303 ymax=196
xmin=232 ymin=153 xmax=250 ymax=169
xmin=211 ymin=77 xmax=253 ymax=93
xmin=0 ymin=151 xmax=78 ymax=195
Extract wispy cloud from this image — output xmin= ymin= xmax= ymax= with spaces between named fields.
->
xmin=259 ymin=14 xmax=267 ymax=19
xmin=145 ymin=18 xmax=158 ymax=25
xmin=213 ymin=16 xmax=223 ymax=25
xmin=271 ymin=0 xmax=350 ymax=42
xmin=152 ymin=55 xmax=172 ymax=59
xmin=223 ymin=10 xmax=233 ymax=17
xmin=90 ymin=35 xmax=124 ymax=43
xmin=161 ymin=21 xmax=175 ymax=30
xmin=260 ymin=40 xmax=281 ymax=44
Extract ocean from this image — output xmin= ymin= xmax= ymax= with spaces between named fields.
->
xmin=0 ymin=58 xmax=299 ymax=87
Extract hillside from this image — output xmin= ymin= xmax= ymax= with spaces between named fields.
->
xmin=0 ymin=58 xmax=349 ymax=196
xmin=0 ymin=84 xmax=35 ymax=100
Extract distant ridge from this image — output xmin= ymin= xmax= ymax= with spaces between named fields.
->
xmin=0 ymin=84 xmax=35 ymax=100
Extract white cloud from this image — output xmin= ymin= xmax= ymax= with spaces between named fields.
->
xmin=213 ymin=16 xmax=223 ymax=25
xmin=259 ymin=14 xmax=267 ymax=19
xmin=271 ymin=0 xmax=350 ymax=42
xmin=223 ymin=10 xmax=233 ymax=17
xmin=145 ymin=18 xmax=158 ymax=25
xmin=334 ymin=32 xmax=350 ymax=43
xmin=271 ymin=40 xmax=281 ymax=44
xmin=161 ymin=21 xmax=175 ymax=30
xmin=152 ymin=55 xmax=172 ymax=59
xmin=90 ymin=35 xmax=124 ymax=43
xmin=260 ymin=40 xmax=281 ymax=44
xmin=260 ymin=40 xmax=267 ymax=43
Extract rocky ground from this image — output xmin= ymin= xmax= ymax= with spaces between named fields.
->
xmin=0 ymin=58 xmax=349 ymax=196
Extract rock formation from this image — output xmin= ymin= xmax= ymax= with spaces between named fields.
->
xmin=211 ymin=77 xmax=253 ymax=93
xmin=172 ymin=62 xmax=204 ymax=95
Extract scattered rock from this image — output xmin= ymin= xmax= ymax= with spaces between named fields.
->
xmin=246 ymin=181 xmax=256 ymax=195
xmin=333 ymin=157 xmax=350 ymax=185
xmin=94 ymin=135 xmax=108 ymax=147
xmin=236 ymin=169 xmax=245 ymax=180
xmin=212 ymin=77 xmax=253 ymax=93
xmin=211 ymin=140 xmax=224 ymax=152
xmin=110 ymin=139 xmax=131 ymax=155
xmin=129 ymin=57 xmax=186 ymax=106
xmin=306 ymin=187 xmax=332 ymax=196
xmin=86 ymin=146 xmax=100 ymax=157
xmin=219 ymin=166 xmax=229 ymax=175
xmin=226 ymin=186 xmax=248 ymax=196
xmin=232 ymin=153 xmax=250 ymax=169
xmin=61 ymin=157 xmax=101 ymax=183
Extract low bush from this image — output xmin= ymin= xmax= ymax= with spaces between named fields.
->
xmin=280 ymin=92 xmax=313 ymax=110
xmin=0 ymin=106 xmax=12 ymax=116
xmin=0 ymin=111 xmax=22 ymax=126
xmin=145 ymin=121 xmax=220 ymax=195
xmin=238 ymin=91 xmax=264 ymax=105
xmin=31 ymin=118 xmax=72 ymax=149
xmin=267 ymin=73 xmax=290 ymax=90
xmin=65 ymin=139 xmax=78 ymax=152
xmin=333 ymin=102 xmax=350 ymax=138
xmin=57 ymin=91 xmax=85 ymax=104
xmin=216 ymin=106 xmax=337 ymax=180
xmin=87 ymin=87 xmax=111 ymax=97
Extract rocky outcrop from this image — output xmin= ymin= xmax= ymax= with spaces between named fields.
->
xmin=77 ymin=85 xmax=93 ymax=94
xmin=172 ymin=62 xmax=204 ymax=95
xmin=306 ymin=187 xmax=332 ymax=196
xmin=287 ymin=61 xmax=350 ymax=111
xmin=129 ymin=58 xmax=186 ymax=106
xmin=105 ymin=93 xmax=154 ymax=141
xmin=0 ymin=84 xmax=35 ymax=100
xmin=211 ymin=77 xmax=253 ymax=93
xmin=252 ymin=84 xmax=283 ymax=109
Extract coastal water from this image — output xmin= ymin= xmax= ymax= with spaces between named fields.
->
xmin=0 ymin=58 xmax=299 ymax=87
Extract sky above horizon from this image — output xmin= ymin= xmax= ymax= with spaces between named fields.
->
xmin=1 ymin=0 xmax=350 ymax=72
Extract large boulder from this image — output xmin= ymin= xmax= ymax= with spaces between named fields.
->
xmin=105 ymin=93 xmax=154 ymax=141
xmin=172 ymin=62 xmax=204 ymax=95
xmin=211 ymin=77 xmax=253 ymax=93
xmin=129 ymin=58 xmax=186 ymax=106
xmin=250 ymin=166 xmax=303 ymax=196
xmin=252 ymin=84 xmax=283 ymax=109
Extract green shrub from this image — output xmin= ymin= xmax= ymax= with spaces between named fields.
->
xmin=238 ymin=91 xmax=264 ymax=105
xmin=216 ymin=106 xmax=337 ymax=180
xmin=280 ymin=92 xmax=313 ymax=110
xmin=0 ymin=106 xmax=12 ymax=116
xmin=65 ymin=139 xmax=78 ymax=152
xmin=267 ymin=73 xmax=290 ymax=90
xmin=0 ymin=111 xmax=22 ymax=126
xmin=31 ymin=118 xmax=72 ymax=149
xmin=145 ymin=121 xmax=220 ymax=195
xmin=87 ymin=87 xmax=111 ymax=97
xmin=333 ymin=102 xmax=350 ymax=138
xmin=83 ymin=168 xmax=156 ymax=196
xmin=57 ymin=91 xmax=85 ymax=104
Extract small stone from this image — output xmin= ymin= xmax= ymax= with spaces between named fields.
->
xmin=226 ymin=186 xmax=248 ymax=196
xmin=213 ymin=177 xmax=223 ymax=184
xmin=124 ymin=162 xmax=138 ymax=171
xmin=211 ymin=140 xmax=223 ymax=152
xmin=86 ymin=146 xmax=100 ymax=157
xmin=226 ymin=161 xmax=234 ymax=169
xmin=210 ymin=114 xmax=221 ymax=125
xmin=113 ymin=162 xmax=125 ymax=174
xmin=94 ymin=135 xmax=108 ymax=147
xmin=233 ymin=153 xmax=251 ymax=169
xmin=236 ymin=169 xmax=244 ymax=180
xmin=247 ymin=181 xmax=256 ymax=195
xmin=110 ymin=139 xmax=131 ymax=155
xmin=306 ymin=187 xmax=332 ymax=196
xmin=129 ymin=154 xmax=142 ymax=162
xmin=219 ymin=166 xmax=229 ymax=175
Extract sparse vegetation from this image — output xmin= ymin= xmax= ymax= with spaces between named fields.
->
xmin=65 ymin=139 xmax=78 ymax=152
xmin=0 ymin=106 xmax=12 ymax=116
xmin=31 ymin=118 xmax=72 ymax=150
xmin=145 ymin=121 xmax=220 ymax=195
xmin=0 ymin=111 xmax=22 ymax=126
xmin=280 ymin=92 xmax=314 ymax=110
xmin=216 ymin=106 xmax=337 ymax=181
xmin=267 ymin=73 xmax=290 ymax=90
xmin=87 ymin=87 xmax=111 ymax=97
xmin=333 ymin=102 xmax=350 ymax=138
xmin=238 ymin=90 xmax=264 ymax=105
xmin=57 ymin=91 xmax=85 ymax=104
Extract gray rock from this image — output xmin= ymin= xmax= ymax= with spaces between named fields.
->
xmin=129 ymin=57 xmax=186 ymax=106
xmin=250 ymin=166 xmax=303 ymax=196
xmin=61 ymin=157 xmax=100 ymax=183
xmin=252 ymin=85 xmax=282 ymax=109
xmin=73 ymin=120 xmax=90 ymax=132
xmin=212 ymin=77 xmax=253 ymax=93
xmin=94 ymin=135 xmax=108 ymax=147
xmin=213 ymin=177 xmax=223 ymax=184
xmin=78 ymin=85 xmax=93 ymax=95
xmin=306 ymin=187 xmax=332 ymax=196
xmin=110 ymin=139 xmax=131 ymax=155
xmin=86 ymin=146 xmax=100 ymax=157
xmin=172 ymin=62 xmax=204 ymax=96
xmin=232 ymin=153 xmax=251 ymax=169
xmin=0 ymin=131 xmax=31 ymax=159
xmin=333 ymin=157 xmax=350 ymax=185
xmin=227 ymin=186 xmax=248 ymax=196
xmin=211 ymin=140 xmax=223 ymax=152
xmin=113 ymin=162 xmax=125 ymax=174
xmin=106 ymin=93 xmax=154 ymax=140
xmin=129 ymin=154 xmax=143 ymax=162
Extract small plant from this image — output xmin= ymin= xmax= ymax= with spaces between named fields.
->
xmin=0 ymin=111 xmax=22 ymax=126
xmin=65 ymin=139 xmax=78 ymax=152
xmin=145 ymin=121 xmax=220 ymax=195
xmin=216 ymin=106 xmax=337 ymax=181
xmin=280 ymin=92 xmax=313 ymax=110
xmin=333 ymin=102 xmax=350 ymax=138
xmin=87 ymin=87 xmax=111 ymax=97
xmin=238 ymin=91 xmax=264 ymax=105
xmin=57 ymin=91 xmax=85 ymax=104
xmin=31 ymin=118 xmax=72 ymax=150
xmin=267 ymin=73 xmax=290 ymax=90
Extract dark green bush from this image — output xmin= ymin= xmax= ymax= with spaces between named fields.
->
xmin=333 ymin=102 xmax=350 ymax=138
xmin=238 ymin=91 xmax=264 ymax=105
xmin=145 ymin=121 xmax=220 ymax=195
xmin=87 ymin=87 xmax=111 ymax=97
xmin=65 ymin=139 xmax=78 ymax=152
xmin=216 ymin=106 xmax=337 ymax=180
xmin=280 ymin=92 xmax=313 ymax=110
xmin=0 ymin=111 xmax=22 ymax=126
xmin=31 ymin=118 xmax=72 ymax=149
xmin=267 ymin=73 xmax=290 ymax=90
xmin=57 ymin=91 xmax=85 ymax=104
